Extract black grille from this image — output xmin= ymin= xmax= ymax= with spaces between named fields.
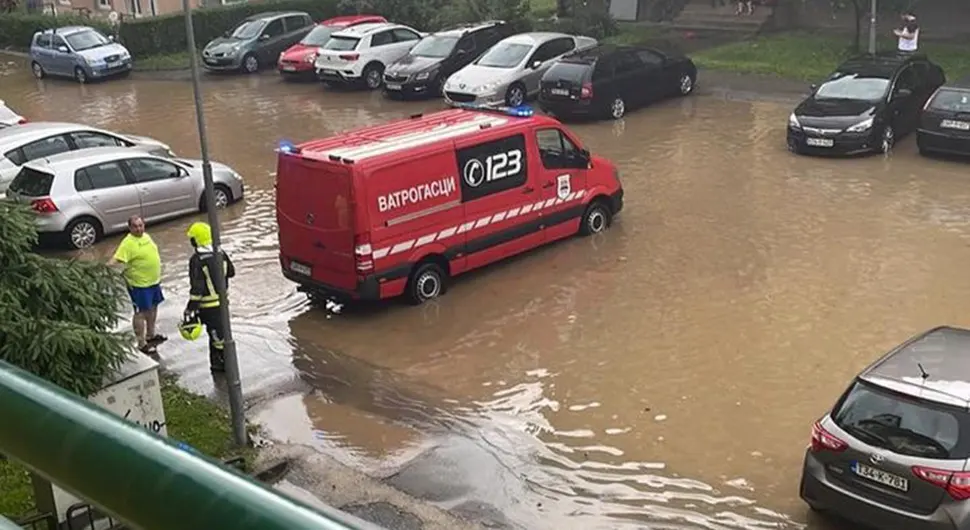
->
xmin=105 ymin=54 xmax=119 ymax=62
xmin=384 ymin=74 xmax=408 ymax=83
xmin=445 ymin=91 xmax=476 ymax=103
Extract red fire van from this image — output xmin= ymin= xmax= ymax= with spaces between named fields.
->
xmin=276 ymin=105 xmax=624 ymax=304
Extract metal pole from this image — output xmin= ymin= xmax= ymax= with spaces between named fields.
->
xmin=868 ymin=0 xmax=877 ymax=54
xmin=183 ymin=0 xmax=247 ymax=447
xmin=0 ymin=360 xmax=382 ymax=530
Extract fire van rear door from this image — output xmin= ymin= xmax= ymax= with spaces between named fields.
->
xmin=276 ymin=154 xmax=358 ymax=292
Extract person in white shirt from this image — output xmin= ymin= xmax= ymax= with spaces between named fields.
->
xmin=894 ymin=12 xmax=919 ymax=52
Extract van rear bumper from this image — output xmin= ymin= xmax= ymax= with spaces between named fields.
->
xmin=282 ymin=269 xmax=381 ymax=301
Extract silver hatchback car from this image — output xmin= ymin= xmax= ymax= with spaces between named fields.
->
xmin=0 ymin=122 xmax=173 ymax=195
xmin=801 ymin=326 xmax=970 ymax=530
xmin=5 ymin=147 xmax=245 ymax=249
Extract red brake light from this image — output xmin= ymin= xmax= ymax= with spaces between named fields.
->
xmin=30 ymin=198 xmax=58 ymax=214
xmin=912 ymin=466 xmax=970 ymax=500
xmin=339 ymin=53 xmax=359 ymax=61
xmin=580 ymin=82 xmax=593 ymax=100
xmin=809 ymin=421 xmax=847 ymax=453
xmin=354 ymin=234 xmax=373 ymax=274
xmin=17 ymin=118 xmax=28 ymax=125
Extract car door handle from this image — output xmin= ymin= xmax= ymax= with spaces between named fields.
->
xmin=523 ymin=187 xmax=535 ymax=194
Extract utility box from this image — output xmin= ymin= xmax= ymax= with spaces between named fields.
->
xmin=31 ymin=353 xmax=167 ymax=528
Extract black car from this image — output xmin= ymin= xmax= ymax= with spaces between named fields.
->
xmin=917 ymin=76 xmax=970 ymax=158
xmin=537 ymin=44 xmax=697 ymax=120
xmin=787 ymin=52 xmax=946 ymax=156
xmin=382 ymin=20 xmax=512 ymax=99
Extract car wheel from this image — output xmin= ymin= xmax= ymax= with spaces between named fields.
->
xmin=74 ymin=67 xmax=87 ymax=84
xmin=609 ymin=96 xmax=626 ymax=120
xmin=65 ymin=217 xmax=101 ymax=249
xmin=200 ymin=184 xmax=232 ymax=211
xmin=242 ymin=54 xmax=259 ymax=74
xmin=579 ymin=200 xmax=612 ymax=236
xmin=505 ymin=84 xmax=526 ymax=107
xmin=679 ymin=73 xmax=694 ymax=96
xmin=405 ymin=261 xmax=447 ymax=305
xmin=31 ymin=61 xmax=45 ymax=79
xmin=880 ymin=125 xmax=895 ymax=154
xmin=363 ymin=63 xmax=384 ymax=90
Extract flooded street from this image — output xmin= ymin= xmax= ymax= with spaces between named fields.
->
xmin=5 ymin=54 xmax=970 ymax=529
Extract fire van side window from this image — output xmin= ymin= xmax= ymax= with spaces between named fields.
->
xmin=455 ymin=134 xmax=528 ymax=203
xmin=536 ymin=128 xmax=581 ymax=170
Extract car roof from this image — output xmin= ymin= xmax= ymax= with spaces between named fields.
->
xmin=559 ymin=43 xmax=668 ymax=64
xmin=331 ymin=22 xmax=405 ymax=37
xmin=292 ymin=108 xmax=560 ymax=166
xmin=836 ymin=51 xmax=927 ymax=78
xmin=321 ymin=15 xmax=385 ymax=27
xmin=503 ymin=32 xmax=572 ymax=46
xmin=0 ymin=122 xmax=110 ymax=149
xmin=24 ymin=146 xmax=147 ymax=174
xmin=244 ymin=11 xmax=306 ymax=21
xmin=37 ymin=26 xmax=94 ymax=36
xmin=861 ymin=326 xmax=970 ymax=407
xmin=435 ymin=20 xmax=506 ymax=37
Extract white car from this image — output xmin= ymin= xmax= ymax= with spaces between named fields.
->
xmin=314 ymin=22 xmax=423 ymax=90
xmin=0 ymin=100 xmax=26 ymax=129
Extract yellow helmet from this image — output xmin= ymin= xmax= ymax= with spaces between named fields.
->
xmin=186 ymin=222 xmax=213 ymax=247
xmin=179 ymin=311 xmax=203 ymax=341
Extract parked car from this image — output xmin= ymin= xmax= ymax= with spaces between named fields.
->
xmin=277 ymin=14 xmax=386 ymax=79
xmin=0 ymin=100 xmax=26 ymax=129
xmin=800 ymin=326 xmax=970 ymax=530
xmin=275 ymin=105 xmax=623 ymax=305
xmin=382 ymin=20 xmax=512 ymax=99
xmin=0 ymin=122 xmax=173 ymax=195
xmin=202 ymin=11 xmax=314 ymax=74
xmin=787 ymin=52 xmax=946 ymax=156
xmin=917 ymin=76 xmax=970 ymax=158
xmin=29 ymin=26 xmax=132 ymax=84
xmin=314 ymin=22 xmax=424 ymax=90
xmin=442 ymin=32 xmax=597 ymax=108
xmin=5 ymin=147 xmax=245 ymax=249
xmin=538 ymin=44 xmax=696 ymax=120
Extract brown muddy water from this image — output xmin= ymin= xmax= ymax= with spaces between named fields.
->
xmin=4 ymin=54 xmax=970 ymax=529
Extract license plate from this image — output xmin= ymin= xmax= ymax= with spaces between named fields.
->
xmin=289 ymin=260 xmax=311 ymax=276
xmin=386 ymin=83 xmax=402 ymax=90
xmin=941 ymin=119 xmax=970 ymax=131
xmin=852 ymin=462 xmax=909 ymax=491
xmin=282 ymin=65 xmax=296 ymax=72
xmin=320 ymin=68 xmax=336 ymax=75
xmin=550 ymin=88 xmax=569 ymax=96
xmin=806 ymin=137 xmax=834 ymax=147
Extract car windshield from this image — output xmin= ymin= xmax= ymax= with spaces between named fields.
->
xmin=834 ymin=381 xmax=970 ymax=459
xmin=65 ymin=30 xmax=111 ymax=52
xmin=410 ymin=35 xmax=459 ymax=58
xmin=9 ymin=167 xmax=55 ymax=197
xmin=230 ymin=20 xmax=265 ymax=39
xmin=928 ymin=89 xmax=970 ymax=112
xmin=322 ymin=36 xmax=360 ymax=51
xmin=815 ymin=73 xmax=890 ymax=101
xmin=475 ymin=42 xmax=532 ymax=68
xmin=300 ymin=25 xmax=335 ymax=46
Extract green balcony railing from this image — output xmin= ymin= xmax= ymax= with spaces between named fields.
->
xmin=0 ymin=359 xmax=381 ymax=530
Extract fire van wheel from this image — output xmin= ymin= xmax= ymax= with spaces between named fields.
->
xmin=579 ymin=200 xmax=612 ymax=236
xmin=405 ymin=261 xmax=447 ymax=305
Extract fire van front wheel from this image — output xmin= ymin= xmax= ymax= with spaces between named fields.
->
xmin=579 ymin=200 xmax=612 ymax=236
xmin=406 ymin=262 xmax=447 ymax=305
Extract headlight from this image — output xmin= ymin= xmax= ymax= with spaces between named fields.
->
xmin=846 ymin=117 xmax=874 ymax=132
xmin=230 ymin=45 xmax=240 ymax=54
xmin=788 ymin=113 xmax=800 ymax=128
xmin=415 ymin=69 xmax=436 ymax=81
xmin=476 ymin=82 xmax=499 ymax=94
xmin=304 ymin=52 xmax=317 ymax=63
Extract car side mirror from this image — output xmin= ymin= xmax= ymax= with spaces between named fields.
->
xmin=260 ymin=34 xmax=270 ymax=41
xmin=809 ymin=83 xmax=817 ymax=92
xmin=57 ymin=46 xmax=68 ymax=53
xmin=456 ymin=48 xmax=468 ymax=56
xmin=176 ymin=167 xmax=188 ymax=178
xmin=531 ymin=60 xmax=542 ymax=69
xmin=108 ymin=35 xmax=115 ymax=42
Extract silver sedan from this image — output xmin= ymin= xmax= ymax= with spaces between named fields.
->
xmin=443 ymin=32 xmax=597 ymax=107
xmin=4 ymin=146 xmax=245 ymax=249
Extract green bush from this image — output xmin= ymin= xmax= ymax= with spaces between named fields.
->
xmin=117 ymin=0 xmax=339 ymax=57
xmin=0 ymin=13 xmax=115 ymax=50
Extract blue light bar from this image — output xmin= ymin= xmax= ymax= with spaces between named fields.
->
xmin=452 ymin=102 xmax=535 ymax=118
xmin=277 ymin=139 xmax=300 ymax=154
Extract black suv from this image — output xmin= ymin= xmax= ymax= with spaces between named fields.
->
xmin=917 ymin=75 xmax=970 ymax=158
xmin=537 ymin=44 xmax=697 ymax=120
xmin=787 ymin=52 xmax=946 ymax=156
xmin=382 ymin=20 xmax=512 ymax=99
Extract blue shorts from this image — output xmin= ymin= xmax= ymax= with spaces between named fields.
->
xmin=128 ymin=284 xmax=164 ymax=313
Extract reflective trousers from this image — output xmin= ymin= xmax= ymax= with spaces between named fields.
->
xmin=199 ymin=307 xmax=225 ymax=372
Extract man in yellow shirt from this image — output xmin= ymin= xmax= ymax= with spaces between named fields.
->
xmin=112 ymin=216 xmax=166 ymax=354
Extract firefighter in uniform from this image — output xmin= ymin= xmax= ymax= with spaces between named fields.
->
xmin=182 ymin=222 xmax=235 ymax=373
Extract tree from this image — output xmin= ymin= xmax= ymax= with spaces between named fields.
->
xmin=828 ymin=0 xmax=908 ymax=52
xmin=0 ymin=202 xmax=131 ymax=397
